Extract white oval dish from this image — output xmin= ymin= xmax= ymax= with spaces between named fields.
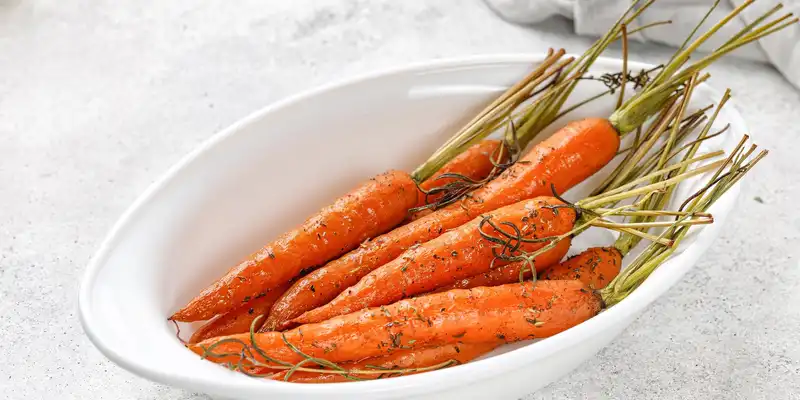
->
xmin=79 ymin=54 xmax=744 ymax=400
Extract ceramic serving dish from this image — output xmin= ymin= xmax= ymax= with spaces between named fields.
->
xmin=79 ymin=54 xmax=743 ymax=399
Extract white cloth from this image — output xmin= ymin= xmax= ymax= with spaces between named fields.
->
xmin=484 ymin=0 xmax=800 ymax=88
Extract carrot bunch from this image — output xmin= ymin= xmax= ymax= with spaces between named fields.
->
xmin=261 ymin=3 xmax=667 ymax=332
xmin=191 ymin=133 xmax=766 ymax=383
xmin=174 ymin=1 xmax=652 ymax=329
xmin=170 ymin=51 xmax=573 ymax=323
xmin=176 ymin=0 xmax=792 ymax=384
xmin=283 ymin=0 xmax=793 ymax=328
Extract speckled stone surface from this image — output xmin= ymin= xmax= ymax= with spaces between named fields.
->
xmin=1 ymin=1 xmax=798 ymax=399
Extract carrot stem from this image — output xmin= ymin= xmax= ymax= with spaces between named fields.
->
xmin=601 ymin=136 xmax=767 ymax=306
xmin=616 ymin=24 xmax=629 ymax=110
xmin=581 ymin=151 xmax=724 ymax=206
xmin=581 ymin=160 xmax=724 ymax=209
xmin=411 ymin=52 xmax=571 ymax=182
xmin=593 ymin=209 xmax=712 ymax=218
xmin=592 ymin=218 xmax=712 ymax=229
xmin=609 ymin=1 xmax=797 ymax=134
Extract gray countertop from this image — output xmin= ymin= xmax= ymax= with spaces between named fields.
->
xmin=1 ymin=1 xmax=798 ymax=399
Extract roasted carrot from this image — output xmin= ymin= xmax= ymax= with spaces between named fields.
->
xmin=416 ymin=139 xmax=506 ymax=207
xmin=188 ymin=283 xmax=290 ymax=344
xmin=169 ymin=171 xmax=419 ymax=322
xmin=540 ymin=247 xmax=622 ymax=289
xmin=170 ymin=53 xmax=572 ymax=323
xmin=262 ymin=121 xmax=619 ymax=331
xmin=411 ymin=139 xmax=507 ymax=219
xmin=435 ymin=237 xmax=572 ymax=293
xmin=192 ymin=280 xmax=601 ymax=366
xmin=435 ymin=244 xmax=620 ymax=292
xmin=268 ymin=343 xmax=499 ymax=383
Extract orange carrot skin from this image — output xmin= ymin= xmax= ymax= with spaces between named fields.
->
xmin=191 ymin=280 xmax=601 ymax=366
xmin=540 ymin=246 xmax=622 ymax=289
xmin=295 ymin=197 xmax=577 ymax=324
xmin=171 ymin=170 xmax=419 ymax=322
xmin=269 ymin=343 xmax=498 ymax=383
xmin=261 ymin=141 xmax=502 ymax=332
xmin=435 ymin=237 xmax=572 ymax=293
xmin=414 ymin=139 xmax=507 ymax=210
xmin=188 ymin=283 xmax=290 ymax=344
xmin=262 ymin=118 xmax=618 ymax=331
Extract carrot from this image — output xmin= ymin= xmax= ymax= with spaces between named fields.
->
xmin=435 ymin=237 xmax=572 ymax=293
xmin=262 ymin=121 xmax=619 ymax=331
xmin=192 ymin=280 xmax=601 ymax=367
xmin=293 ymin=196 xmax=577 ymax=324
xmin=188 ymin=283 xmax=290 ymax=343
xmin=540 ymin=247 xmax=622 ymax=290
xmin=268 ymin=343 xmax=498 ymax=383
xmin=170 ymin=52 xmax=573 ymax=323
xmin=169 ymin=170 xmax=419 ymax=322
xmin=411 ymin=139 xmax=507 ymax=219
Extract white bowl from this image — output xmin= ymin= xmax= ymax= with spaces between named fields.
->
xmin=79 ymin=54 xmax=744 ymax=399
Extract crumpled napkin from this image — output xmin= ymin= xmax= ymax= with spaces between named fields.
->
xmin=484 ymin=0 xmax=800 ymax=88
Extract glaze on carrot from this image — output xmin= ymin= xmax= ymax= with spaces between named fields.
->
xmin=192 ymin=280 xmax=601 ymax=366
xmin=294 ymin=197 xmax=577 ymax=324
xmin=412 ymin=139 xmax=507 ymax=218
xmin=438 ymin=243 xmax=621 ymax=292
xmin=170 ymin=170 xmax=419 ymax=322
xmin=435 ymin=237 xmax=572 ymax=293
xmin=268 ymin=343 xmax=499 ymax=383
xmin=262 ymin=120 xmax=619 ymax=331
xmin=540 ymin=247 xmax=622 ymax=290
xmin=188 ymin=283 xmax=290 ymax=344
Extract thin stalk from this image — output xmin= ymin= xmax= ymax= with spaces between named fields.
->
xmin=582 ymin=150 xmax=725 ymax=204
xmin=438 ymin=48 xmax=560 ymax=150
xmin=610 ymin=1 xmax=797 ymax=134
xmin=603 ymin=225 xmax=675 ymax=247
xmin=624 ymin=20 xmax=673 ymax=37
xmin=723 ymin=3 xmax=783 ymax=46
xmin=579 ymin=160 xmax=725 ymax=209
xmin=411 ymin=51 xmax=571 ymax=182
xmin=590 ymin=98 xmax=679 ymax=196
xmin=617 ymin=24 xmax=629 ymax=110
xmin=594 ymin=209 xmax=712 ymax=218
xmin=657 ymin=74 xmax=699 ymax=173
xmin=511 ymin=0 xmax=658 ymax=146
xmin=630 ymin=114 xmax=710 ymax=179
xmin=553 ymin=65 xmax=663 ymax=122
xmin=605 ymin=98 xmax=683 ymax=190
xmin=591 ymin=218 xmax=712 ymax=229
xmin=600 ymin=136 xmax=767 ymax=306
xmin=644 ymin=0 xmax=720 ymax=90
